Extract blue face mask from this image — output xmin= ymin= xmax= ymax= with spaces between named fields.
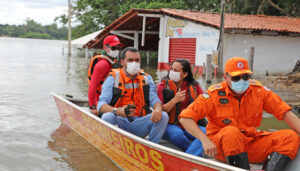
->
xmin=231 ymin=80 xmax=249 ymax=94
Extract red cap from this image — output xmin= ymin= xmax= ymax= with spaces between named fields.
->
xmin=103 ymin=35 xmax=123 ymax=47
xmin=225 ymin=57 xmax=253 ymax=76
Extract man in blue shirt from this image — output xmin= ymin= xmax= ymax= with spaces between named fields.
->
xmin=98 ymin=47 xmax=169 ymax=143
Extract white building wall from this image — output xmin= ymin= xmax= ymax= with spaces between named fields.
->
xmin=224 ymin=34 xmax=300 ymax=74
xmin=158 ymin=16 xmax=219 ymax=67
xmin=158 ymin=16 xmax=169 ymax=64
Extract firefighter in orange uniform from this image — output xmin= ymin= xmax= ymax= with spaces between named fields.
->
xmin=179 ymin=57 xmax=300 ymax=170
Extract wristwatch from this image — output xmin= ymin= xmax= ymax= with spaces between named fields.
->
xmin=112 ymin=108 xmax=117 ymax=115
xmin=89 ymin=105 xmax=96 ymax=109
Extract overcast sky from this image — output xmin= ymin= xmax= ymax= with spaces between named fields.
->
xmin=0 ymin=0 xmax=68 ymax=26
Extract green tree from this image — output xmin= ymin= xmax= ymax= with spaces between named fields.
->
xmin=24 ymin=18 xmax=46 ymax=33
xmin=118 ymin=0 xmax=188 ymax=14
xmin=0 ymin=19 xmax=67 ymax=40
xmin=226 ymin=0 xmax=300 ymax=16
xmin=54 ymin=13 xmax=68 ymax=26
xmin=11 ymin=26 xmax=26 ymax=37
xmin=45 ymin=23 xmax=68 ymax=40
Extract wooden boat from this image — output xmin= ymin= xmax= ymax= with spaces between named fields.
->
xmin=52 ymin=93 xmax=300 ymax=171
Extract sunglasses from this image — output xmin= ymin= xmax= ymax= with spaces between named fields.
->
xmin=109 ymin=46 xmax=121 ymax=50
xmin=231 ymin=74 xmax=251 ymax=82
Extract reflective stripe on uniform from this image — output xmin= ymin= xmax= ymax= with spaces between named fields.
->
xmin=143 ymin=75 xmax=149 ymax=84
xmin=125 ymin=83 xmax=139 ymax=89
xmin=101 ymin=55 xmax=114 ymax=64
xmin=114 ymin=71 xmax=120 ymax=87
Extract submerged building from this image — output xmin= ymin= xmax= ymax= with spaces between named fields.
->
xmin=84 ymin=8 xmax=300 ymax=75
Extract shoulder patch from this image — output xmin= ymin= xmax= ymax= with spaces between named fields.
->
xmin=202 ymin=93 xmax=210 ymax=99
xmin=249 ymin=79 xmax=262 ymax=86
xmin=208 ymin=83 xmax=223 ymax=92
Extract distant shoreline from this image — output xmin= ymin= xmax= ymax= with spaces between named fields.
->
xmin=1 ymin=35 xmax=11 ymax=37
xmin=0 ymin=36 xmax=66 ymax=41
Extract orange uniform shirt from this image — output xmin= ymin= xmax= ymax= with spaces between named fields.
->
xmin=179 ymin=80 xmax=291 ymax=139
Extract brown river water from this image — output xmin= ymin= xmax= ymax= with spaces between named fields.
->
xmin=0 ymin=37 xmax=297 ymax=170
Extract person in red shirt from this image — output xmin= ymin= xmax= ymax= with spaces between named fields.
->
xmin=88 ymin=35 xmax=123 ymax=115
xmin=157 ymin=59 xmax=206 ymax=156
xmin=179 ymin=57 xmax=300 ymax=170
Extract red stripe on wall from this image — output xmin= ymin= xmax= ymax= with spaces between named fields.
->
xmin=158 ymin=62 xmax=170 ymax=70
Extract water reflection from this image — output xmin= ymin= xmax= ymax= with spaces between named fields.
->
xmin=49 ymin=124 xmax=121 ymax=171
xmin=62 ymin=53 xmax=90 ymax=99
xmin=65 ymin=55 xmax=71 ymax=85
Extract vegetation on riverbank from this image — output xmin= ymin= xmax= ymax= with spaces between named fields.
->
xmin=0 ymin=18 xmax=67 ymax=40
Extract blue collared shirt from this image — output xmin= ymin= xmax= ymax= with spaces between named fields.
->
xmin=97 ymin=74 xmax=161 ymax=111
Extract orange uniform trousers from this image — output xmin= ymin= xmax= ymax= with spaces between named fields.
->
xmin=212 ymin=126 xmax=299 ymax=163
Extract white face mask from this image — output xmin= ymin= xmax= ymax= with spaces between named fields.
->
xmin=108 ymin=50 xmax=119 ymax=58
xmin=169 ymin=70 xmax=181 ymax=82
xmin=126 ymin=62 xmax=140 ymax=75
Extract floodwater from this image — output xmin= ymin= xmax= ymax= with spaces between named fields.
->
xmin=0 ymin=37 xmax=120 ymax=171
xmin=0 ymin=37 xmax=295 ymax=170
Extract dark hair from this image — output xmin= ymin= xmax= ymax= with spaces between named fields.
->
xmin=173 ymin=59 xmax=195 ymax=84
xmin=120 ymin=47 xmax=139 ymax=60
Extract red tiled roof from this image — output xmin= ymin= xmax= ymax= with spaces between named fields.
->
xmin=84 ymin=8 xmax=300 ymax=48
xmin=161 ymin=8 xmax=300 ymax=34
